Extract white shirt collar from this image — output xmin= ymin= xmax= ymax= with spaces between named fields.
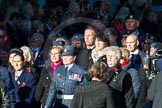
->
xmin=130 ymin=49 xmax=139 ymax=55
xmin=15 ymin=70 xmax=23 ymax=80
xmin=65 ymin=63 xmax=74 ymax=71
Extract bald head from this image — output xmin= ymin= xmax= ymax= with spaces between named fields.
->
xmin=126 ymin=34 xmax=139 ymax=52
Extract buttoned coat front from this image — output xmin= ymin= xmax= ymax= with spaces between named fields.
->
xmin=11 ymin=69 xmax=36 ymax=104
xmin=35 ymin=66 xmax=53 ymax=105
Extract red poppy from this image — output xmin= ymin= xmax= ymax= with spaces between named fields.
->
xmin=26 ymin=67 xmax=31 ymax=72
xmin=57 ymin=73 xmax=61 ymax=78
xmin=39 ymin=50 xmax=44 ymax=57
xmin=21 ymin=82 xmax=26 ymax=87
xmin=114 ymin=67 xmax=120 ymax=72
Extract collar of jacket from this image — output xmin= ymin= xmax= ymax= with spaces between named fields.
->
xmin=91 ymin=48 xmax=107 ymax=63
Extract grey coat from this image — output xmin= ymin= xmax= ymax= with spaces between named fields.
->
xmin=122 ymin=62 xmax=141 ymax=99
xmin=71 ymin=80 xmax=115 ymax=108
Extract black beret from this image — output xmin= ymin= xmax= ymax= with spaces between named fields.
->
xmin=71 ymin=33 xmax=84 ymax=41
xmin=125 ymin=14 xmax=139 ymax=20
xmin=52 ymin=40 xmax=65 ymax=46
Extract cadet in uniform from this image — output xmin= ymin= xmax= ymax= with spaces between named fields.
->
xmin=71 ymin=33 xmax=84 ymax=51
xmin=45 ymin=45 xmax=88 ymax=108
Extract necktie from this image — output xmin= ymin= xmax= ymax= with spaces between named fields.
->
xmin=65 ymin=66 xmax=68 ymax=72
xmin=64 ymin=66 xmax=68 ymax=95
xmin=32 ymin=49 xmax=37 ymax=59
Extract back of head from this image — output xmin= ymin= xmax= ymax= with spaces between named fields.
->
xmin=88 ymin=62 xmax=107 ymax=80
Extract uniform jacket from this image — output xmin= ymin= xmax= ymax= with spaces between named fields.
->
xmin=0 ymin=80 xmax=10 ymax=108
xmin=107 ymin=65 xmax=135 ymax=108
xmin=70 ymin=80 xmax=115 ymax=108
xmin=11 ymin=69 xmax=36 ymax=104
xmin=148 ymin=71 xmax=162 ymax=108
xmin=45 ymin=63 xmax=88 ymax=108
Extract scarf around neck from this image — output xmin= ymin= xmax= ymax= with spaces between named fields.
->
xmin=50 ymin=60 xmax=62 ymax=71
xmin=91 ymin=48 xmax=107 ymax=63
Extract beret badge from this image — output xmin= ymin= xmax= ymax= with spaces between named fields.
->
xmin=64 ymin=49 xmax=67 ymax=52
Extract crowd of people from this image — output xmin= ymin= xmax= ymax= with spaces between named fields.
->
xmin=0 ymin=0 xmax=162 ymax=108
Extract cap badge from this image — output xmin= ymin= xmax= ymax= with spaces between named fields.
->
xmin=64 ymin=48 xmax=67 ymax=52
xmin=130 ymin=15 xmax=133 ymax=19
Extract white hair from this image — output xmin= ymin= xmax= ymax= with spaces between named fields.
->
xmin=105 ymin=46 xmax=122 ymax=60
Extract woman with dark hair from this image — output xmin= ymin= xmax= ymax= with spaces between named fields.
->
xmin=89 ymin=32 xmax=109 ymax=68
xmin=10 ymin=52 xmax=36 ymax=108
xmin=71 ymin=62 xmax=115 ymax=108
xmin=8 ymin=48 xmax=23 ymax=73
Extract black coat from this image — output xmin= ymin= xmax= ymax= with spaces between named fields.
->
xmin=71 ymin=80 xmax=115 ymax=108
xmin=88 ymin=55 xmax=107 ymax=69
xmin=34 ymin=66 xmax=53 ymax=106
xmin=107 ymin=66 xmax=135 ymax=108
xmin=0 ymin=80 xmax=10 ymax=108
xmin=76 ymin=47 xmax=94 ymax=70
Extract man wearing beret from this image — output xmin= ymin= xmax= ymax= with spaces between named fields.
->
xmin=71 ymin=33 xmax=84 ymax=49
xmin=104 ymin=27 xmax=119 ymax=46
xmin=125 ymin=14 xmax=145 ymax=44
xmin=45 ymin=45 xmax=88 ymax=108
xmin=71 ymin=33 xmax=84 ymax=53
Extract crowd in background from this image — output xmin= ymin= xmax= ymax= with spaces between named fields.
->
xmin=0 ymin=0 xmax=162 ymax=108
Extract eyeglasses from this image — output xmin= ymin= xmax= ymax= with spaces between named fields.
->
xmin=106 ymin=54 xmax=117 ymax=59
